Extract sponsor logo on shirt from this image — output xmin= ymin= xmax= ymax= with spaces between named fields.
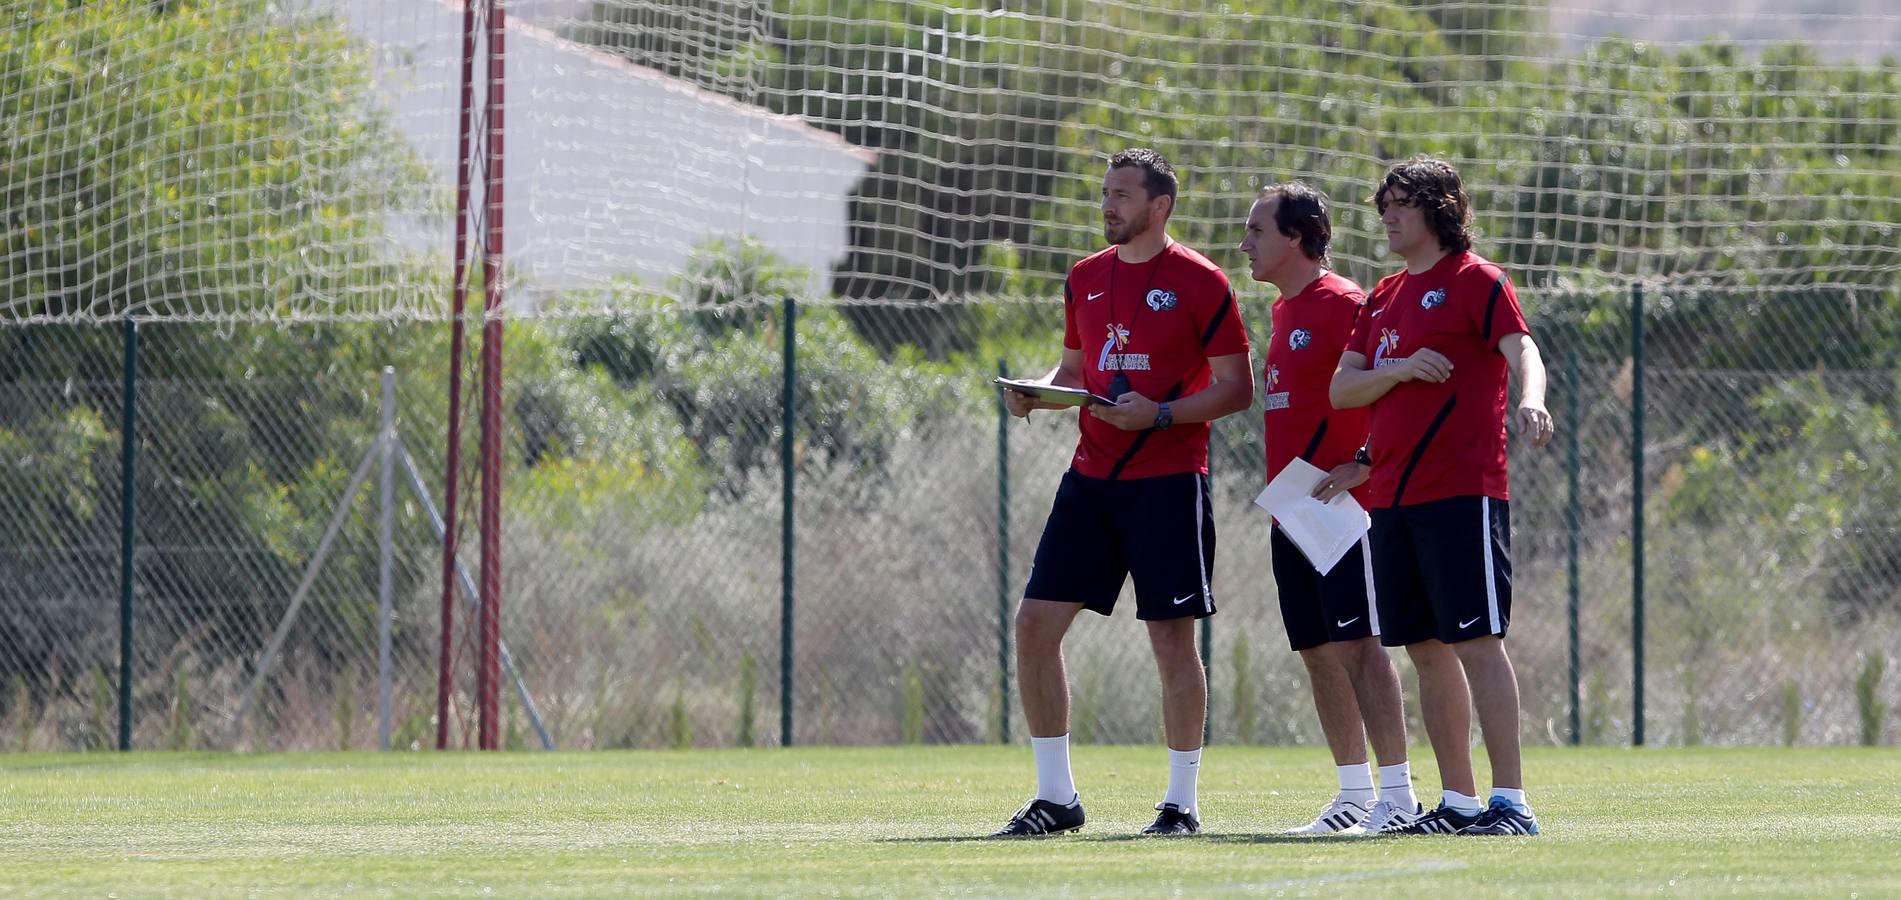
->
xmin=1146 ymin=289 xmax=1178 ymax=311
xmin=1289 ymin=328 xmax=1312 ymax=350
xmin=1264 ymin=364 xmax=1290 ymax=410
xmin=1421 ymin=288 xmax=1446 ymax=309
xmin=1097 ymin=323 xmax=1151 ymax=371
xmin=1373 ymin=328 xmax=1402 ymax=368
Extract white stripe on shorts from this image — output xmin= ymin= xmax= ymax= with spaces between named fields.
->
xmin=1359 ymin=533 xmax=1380 ymax=636
xmin=1481 ymin=497 xmax=1501 ymax=634
xmin=1194 ymin=473 xmax=1212 ymax=614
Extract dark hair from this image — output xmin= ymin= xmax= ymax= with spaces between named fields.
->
xmin=1108 ymin=148 xmax=1178 ymax=210
xmin=1258 ymin=181 xmax=1332 ymax=263
xmin=1374 ymin=155 xmax=1473 ymax=254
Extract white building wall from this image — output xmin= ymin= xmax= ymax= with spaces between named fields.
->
xmin=335 ymin=0 xmax=873 ymax=303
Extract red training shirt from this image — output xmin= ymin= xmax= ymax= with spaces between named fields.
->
xmin=1347 ymin=250 xmax=1531 ymax=508
xmin=1263 ymin=270 xmax=1371 ymax=507
xmin=1062 ymin=241 xmax=1250 ymax=480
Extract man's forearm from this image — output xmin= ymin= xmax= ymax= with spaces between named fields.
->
xmin=1160 ymin=375 xmax=1253 ymax=425
xmin=1330 ymin=364 xmax=1400 ymax=409
xmin=1039 ymin=362 xmax=1082 ymax=388
xmin=1504 ymin=335 xmax=1547 ymax=407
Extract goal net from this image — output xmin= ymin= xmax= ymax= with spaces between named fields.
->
xmin=3 ymin=1 xmax=1898 ymax=751
xmin=5 ymin=0 xmax=1895 ymax=323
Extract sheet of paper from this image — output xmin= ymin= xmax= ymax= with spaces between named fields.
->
xmin=1253 ymin=457 xmax=1371 ymax=575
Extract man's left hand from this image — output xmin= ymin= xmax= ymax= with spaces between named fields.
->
xmin=1517 ymin=402 xmax=1555 ymax=448
xmin=1311 ymin=462 xmax=1370 ymax=502
xmin=1093 ymin=392 xmax=1162 ymax=431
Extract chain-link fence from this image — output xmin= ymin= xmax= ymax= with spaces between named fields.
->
xmin=3 ymin=288 xmax=1894 ymax=751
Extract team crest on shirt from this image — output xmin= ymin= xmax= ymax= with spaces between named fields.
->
xmin=1373 ymin=328 xmax=1402 ymax=367
xmin=1289 ymin=328 xmax=1312 ymax=350
xmin=1146 ymin=288 xmax=1178 ymax=311
xmin=1098 ymin=323 xmax=1150 ymax=371
xmin=1264 ymin=365 xmax=1289 ymax=410
xmin=1421 ymin=288 xmax=1447 ymax=309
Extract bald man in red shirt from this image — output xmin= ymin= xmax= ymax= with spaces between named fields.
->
xmin=1241 ymin=181 xmax=1421 ymax=836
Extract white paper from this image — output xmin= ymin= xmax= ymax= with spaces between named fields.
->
xmin=1254 ymin=457 xmax=1372 ymax=575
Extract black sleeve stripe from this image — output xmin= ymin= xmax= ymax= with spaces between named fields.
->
xmin=1200 ymin=288 xmax=1236 ymax=348
xmin=1064 ymin=276 xmax=1074 ymax=308
xmin=1482 ymin=274 xmax=1507 ymax=343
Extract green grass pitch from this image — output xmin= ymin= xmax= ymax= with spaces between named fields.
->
xmin=2 ymin=746 xmax=1896 ymax=896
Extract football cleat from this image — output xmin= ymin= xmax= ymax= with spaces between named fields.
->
xmin=990 ymin=796 xmax=1085 ymax=837
xmin=1458 ymin=797 xmax=1541 ymax=835
xmin=1390 ymin=802 xmax=1484 ymax=835
xmin=1358 ymin=798 xmax=1425 ymax=835
xmin=1283 ymin=795 xmax=1369 ymax=835
xmin=1141 ymin=802 xmax=1202 ymax=835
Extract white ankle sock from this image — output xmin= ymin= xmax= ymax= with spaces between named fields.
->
xmin=1442 ymin=789 xmax=1483 ymax=814
xmin=1031 ymin=735 xmax=1077 ymax=804
xmin=1378 ymin=761 xmax=1419 ymax=810
xmin=1337 ymin=762 xmax=1375 ymax=805
xmin=1163 ymin=747 xmax=1201 ymax=811
xmin=1491 ymin=787 xmax=1528 ymax=811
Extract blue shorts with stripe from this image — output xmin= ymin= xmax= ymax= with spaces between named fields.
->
xmin=1024 ymin=470 xmax=1216 ymax=621
xmin=1369 ymin=495 xmax=1511 ymax=646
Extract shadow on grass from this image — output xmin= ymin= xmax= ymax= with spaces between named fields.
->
xmin=878 ymin=832 xmax=1376 ymax=845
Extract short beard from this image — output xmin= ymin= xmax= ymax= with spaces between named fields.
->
xmin=1103 ymin=207 xmax=1151 ymax=245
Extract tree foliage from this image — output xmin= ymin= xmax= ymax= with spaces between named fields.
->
xmin=581 ymin=0 xmax=1899 ymax=310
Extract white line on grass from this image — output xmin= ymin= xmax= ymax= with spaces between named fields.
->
xmin=1232 ymin=859 xmax=1469 ymax=891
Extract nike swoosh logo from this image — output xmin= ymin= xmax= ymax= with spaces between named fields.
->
xmin=1336 ymin=617 xmax=1360 ymax=628
xmin=1459 ymin=616 xmax=1483 ymax=629
xmin=1087 ymin=291 xmax=1105 ymax=301
xmin=1172 ymin=593 xmax=1197 ymax=605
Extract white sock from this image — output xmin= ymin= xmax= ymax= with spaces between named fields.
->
xmin=1163 ymin=747 xmax=1201 ymax=811
xmin=1491 ymin=787 xmax=1528 ymax=812
xmin=1031 ymin=735 xmax=1077 ymax=805
xmin=1379 ymin=761 xmax=1419 ymax=810
xmin=1442 ymin=789 xmax=1483 ymax=815
xmin=1336 ymin=762 xmax=1375 ymax=806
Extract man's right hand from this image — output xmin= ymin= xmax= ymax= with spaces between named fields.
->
xmin=1393 ymin=348 xmax=1454 ymax=384
xmin=1004 ymin=388 xmax=1039 ymax=418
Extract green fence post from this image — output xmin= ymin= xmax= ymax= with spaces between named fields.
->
xmin=781 ymin=297 xmax=796 ymax=748
xmin=1630 ymin=283 xmax=1646 ymax=747
xmin=996 ymin=360 xmax=1012 ymax=744
xmin=1567 ymin=346 xmax=1581 ymax=746
xmin=118 ymin=318 xmax=138 ymax=752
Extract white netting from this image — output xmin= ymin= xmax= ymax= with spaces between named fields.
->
xmin=4 ymin=2 xmax=1900 ymax=750
xmin=4 ymin=0 xmax=1897 ymax=323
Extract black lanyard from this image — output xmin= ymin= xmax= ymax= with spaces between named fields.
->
xmin=1105 ymin=245 xmax=1169 ymax=373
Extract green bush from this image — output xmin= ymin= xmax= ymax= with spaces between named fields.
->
xmin=1857 ymin=654 xmax=1887 ymax=747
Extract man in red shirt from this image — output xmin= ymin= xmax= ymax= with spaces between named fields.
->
xmin=993 ymin=149 xmax=1253 ymax=838
xmin=1331 ymin=156 xmax=1554 ymax=836
xmin=1240 ymin=182 xmax=1420 ymax=835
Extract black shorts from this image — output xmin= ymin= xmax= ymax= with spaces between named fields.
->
xmin=1369 ymin=495 xmax=1512 ymax=647
xmin=1271 ymin=525 xmax=1378 ymax=651
xmin=1024 ymin=469 xmax=1216 ymax=621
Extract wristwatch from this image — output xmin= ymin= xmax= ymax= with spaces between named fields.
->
xmin=1153 ymin=402 xmax=1173 ymax=430
xmin=1354 ymin=445 xmax=1373 ymax=466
